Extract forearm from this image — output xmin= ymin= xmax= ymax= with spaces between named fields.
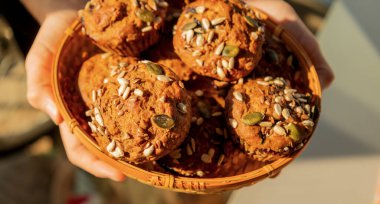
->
xmin=21 ymin=0 xmax=87 ymax=24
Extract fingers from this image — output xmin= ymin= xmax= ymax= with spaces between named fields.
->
xmin=59 ymin=123 xmax=127 ymax=182
xmin=246 ymin=0 xmax=334 ymax=89
xmin=25 ymin=11 xmax=78 ymax=124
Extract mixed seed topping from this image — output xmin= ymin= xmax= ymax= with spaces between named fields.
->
xmin=133 ymin=0 xmax=168 ymax=32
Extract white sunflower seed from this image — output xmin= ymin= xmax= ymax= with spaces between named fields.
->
xmin=238 ymin=78 xmax=244 ymax=84
xmin=117 ymin=78 xmax=129 ymax=85
xmin=141 ymin=26 xmax=153 ymax=32
xmin=111 ymin=146 xmax=124 ymax=158
xmin=207 ymin=30 xmax=215 ymax=43
xmin=285 ymin=94 xmax=294 ymax=101
xmin=143 ymin=145 xmax=155 ymax=157
xmin=264 ymin=76 xmax=273 ymax=82
xmin=257 ymin=81 xmax=269 ymax=86
xmin=92 ymin=90 xmax=97 ymax=103
xmin=274 ymin=78 xmax=284 ymax=86
xmin=208 ymin=148 xmax=215 ymax=158
xmin=216 ymin=67 xmax=226 ymax=79
xmin=186 ymin=144 xmax=193 ymax=155
xmin=284 ymin=89 xmax=297 ymax=95
xmin=106 ymin=140 xmax=116 ymax=153
xmin=222 ymin=60 xmax=229 ymax=69
xmin=157 ymin=75 xmax=173 ymax=82
xmin=122 ymin=87 xmax=131 ymax=100
xmin=192 ymin=50 xmax=202 ymax=56
xmin=134 ymin=89 xmax=144 ymax=96
xmin=195 ymin=90 xmax=204 ymax=96
xmin=251 ymin=32 xmax=259 ymax=40
xmin=94 ymin=107 xmax=104 ymax=127
xmin=196 ymin=6 xmax=206 ymax=14
xmin=191 ymin=138 xmax=196 ymax=151
xmin=275 ymin=96 xmax=284 ymax=103
xmin=282 ymin=108 xmax=291 ymax=119
xmin=217 ymin=154 xmax=225 ymax=166
xmin=274 ymin=125 xmax=286 ymax=135
xmin=195 ymin=59 xmax=204 ymax=66
xmin=297 ymin=98 xmax=308 ymax=103
xmin=229 ymin=118 xmax=238 ymax=129
xmin=212 ymin=112 xmax=222 ymax=117
xmin=118 ymin=83 xmax=127 ymax=96
xmin=302 ymin=120 xmax=315 ymax=127
xmin=202 ymin=18 xmax=210 ymax=31
xmin=214 ymin=43 xmax=225 ymax=55
xmin=228 ymin=57 xmax=235 ymax=69
xmin=274 ymin=103 xmax=282 ymax=116
xmin=233 ymin=91 xmax=244 ymax=102
xmin=196 ymin=35 xmax=204 ymax=46
xmin=295 ymin=106 xmax=304 ymax=114
xmin=196 ymin=170 xmax=205 ymax=177
xmin=158 ymin=1 xmax=168 ymax=7
xmin=211 ymin=17 xmax=226 ymax=25
xmin=186 ymin=30 xmax=194 ymax=43
xmin=88 ymin=122 xmax=97 ymax=133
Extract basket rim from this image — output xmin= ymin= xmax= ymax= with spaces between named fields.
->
xmin=52 ymin=7 xmax=322 ymax=193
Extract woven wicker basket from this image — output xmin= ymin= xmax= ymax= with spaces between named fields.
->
xmin=53 ymin=9 xmax=322 ymax=194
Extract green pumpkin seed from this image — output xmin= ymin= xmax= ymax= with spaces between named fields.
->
xmin=136 ymin=9 xmax=155 ymax=23
xmin=182 ymin=22 xmax=197 ymax=31
xmin=242 ymin=112 xmax=264 ymax=126
xmin=286 ymin=123 xmax=304 ymax=142
xmin=267 ymin=49 xmax=279 ymax=64
xmin=146 ymin=63 xmax=163 ymax=75
xmin=197 ymin=101 xmax=211 ymax=119
xmin=222 ymin=45 xmax=240 ymax=57
xmin=152 ymin=115 xmax=175 ymax=129
xmin=244 ymin=15 xmax=259 ymax=28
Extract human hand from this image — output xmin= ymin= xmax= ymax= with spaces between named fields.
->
xmin=246 ymin=0 xmax=334 ymax=90
xmin=25 ymin=10 xmax=126 ymax=182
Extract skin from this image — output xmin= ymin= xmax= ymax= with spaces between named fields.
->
xmin=24 ymin=0 xmax=334 ymax=181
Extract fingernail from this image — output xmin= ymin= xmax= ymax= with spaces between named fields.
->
xmin=45 ymin=100 xmax=60 ymax=125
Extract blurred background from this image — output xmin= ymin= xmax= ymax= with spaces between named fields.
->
xmin=0 ymin=0 xmax=379 ymax=203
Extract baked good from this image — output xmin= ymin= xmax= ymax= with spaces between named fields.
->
xmin=86 ymin=60 xmax=192 ymax=163
xmin=78 ymin=53 xmax=138 ymax=107
xmin=158 ymin=92 xmax=226 ymax=177
xmin=80 ymin=0 xmax=168 ymax=56
xmin=173 ymin=0 xmax=265 ymax=81
xmin=225 ymin=78 xmax=317 ymax=162
xmin=144 ymin=37 xmax=193 ymax=81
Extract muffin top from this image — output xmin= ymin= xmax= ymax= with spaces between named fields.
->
xmin=86 ymin=59 xmax=192 ymax=163
xmin=173 ymin=0 xmax=265 ymax=81
xmin=145 ymin=37 xmax=194 ymax=81
xmin=225 ymin=78 xmax=317 ymax=161
xmin=158 ymin=92 xmax=227 ymax=177
xmin=80 ymin=0 xmax=168 ymax=44
xmin=78 ymin=53 xmax=138 ymax=107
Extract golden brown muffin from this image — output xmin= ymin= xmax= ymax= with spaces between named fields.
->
xmin=173 ymin=0 xmax=265 ymax=81
xmin=78 ymin=53 xmax=138 ymax=107
xmin=86 ymin=60 xmax=192 ymax=163
xmin=144 ymin=37 xmax=193 ymax=81
xmin=158 ymin=92 xmax=227 ymax=177
xmin=80 ymin=0 xmax=168 ymax=56
xmin=225 ymin=78 xmax=317 ymax=162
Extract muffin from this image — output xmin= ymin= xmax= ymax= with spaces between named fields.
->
xmin=158 ymin=92 xmax=227 ymax=177
xmin=80 ymin=0 xmax=168 ymax=56
xmin=173 ymin=0 xmax=265 ymax=81
xmin=225 ymin=78 xmax=317 ymax=162
xmin=144 ymin=37 xmax=193 ymax=81
xmin=78 ymin=53 xmax=138 ymax=107
xmin=85 ymin=60 xmax=192 ymax=163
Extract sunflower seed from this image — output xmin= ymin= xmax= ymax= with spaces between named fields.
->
xmin=264 ymin=76 xmax=273 ymax=82
xmin=176 ymin=103 xmax=187 ymax=114
xmin=106 ymin=140 xmax=116 ymax=153
xmin=273 ymin=125 xmax=286 ymax=135
xmin=251 ymin=32 xmax=259 ymax=40
xmin=297 ymin=98 xmax=308 ymax=103
xmin=196 ymin=170 xmax=205 ymax=177
xmin=283 ymin=147 xmax=289 ymax=152
xmin=212 ymin=112 xmax=222 ymax=117
xmin=257 ymin=81 xmax=269 ymax=86
xmin=284 ymin=89 xmax=297 ymax=95
xmin=196 ymin=117 xmax=204 ymax=125
xmin=195 ymin=90 xmax=204 ymax=96
xmin=88 ymin=122 xmax=97 ymax=132
xmin=259 ymin=121 xmax=273 ymax=127
xmin=275 ymin=96 xmax=284 ymax=103
xmin=123 ymin=132 xmax=131 ymax=139
xmin=285 ymin=94 xmax=294 ymax=101
xmin=141 ymin=26 xmax=153 ymax=32
xmin=191 ymin=138 xmax=196 ymax=151
xmin=222 ymin=60 xmax=229 ymax=69
xmin=215 ymin=128 xmax=223 ymax=135
xmin=201 ymin=154 xmax=212 ymax=163
xmin=143 ymin=145 xmax=155 ymax=157
xmin=207 ymin=30 xmax=215 ymax=43
xmin=182 ymin=22 xmax=197 ymax=31
xmin=217 ymin=154 xmax=225 ymax=166
xmin=118 ymin=84 xmax=127 ymax=96
xmin=85 ymin=110 xmax=93 ymax=117
xmin=211 ymin=17 xmax=226 ymax=25
xmin=274 ymin=78 xmax=284 ymax=86
xmin=134 ymin=89 xmax=144 ymax=96
xmin=192 ymin=50 xmax=202 ymax=56
xmin=152 ymin=114 xmax=175 ymax=129
xmin=216 ymin=67 xmax=226 ymax=79
xmin=208 ymin=148 xmax=215 ymax=158
xmin=186 ymin=30 xmax=194 ymax=43
xmin=94 ymin=108 xmax=104 ymax=126
xmin=274 ymin=103 xmax=282 ymax=116
xmin=92 ymin=90 xmax=97 ymax=103
xmin=157 ymin=75 xmax=173 ymax=83
xmin=202 ymin=18 xmax=210 ymax=31
xmin=117 ymin=70 xmax=126 ymax=79
xmin=214 ymin=43 xmax=225 ymax=55
xmin=186 ymin=144 xmax=193 ymax=155
xmin=227 ymin=57 xmax=235 ymax=69
xmin=158 ymin=1 xmax=168 ymax=7
xmin=233 ymin=91 xmax=244 ymax=102
xmin=229 ymin=118 xmax=238 ymax=128
xmin=117 ymin=78 xmax=129 ymax=85
xmin=304 ymin=104 xmax=311 ymax=114
xmin=196 ymin=35 xmax=204 ymax=46
xmin=195 ymin=6 xmax=206 ymax=14
xmin=195 ymin=59 xmax=204 ymax=66
xmin=295 ymin=106 xmax=304 ymax=114
xmin=238 ymin=78 xmax=244 ymax=84
xmin=111 ymin=146 xmax=124 ymax=158
xmin=282 ymin=108 xmax=291 ymax=119
xmin=178 ymin=81 xmax=185 ymax=89
xmin=242 ymin=112 xmax=263 ymax=125
xmin=302 ymin=120 xmax=315 ymax=128
xmin=122 ymin=87 xmax=131 ymax=99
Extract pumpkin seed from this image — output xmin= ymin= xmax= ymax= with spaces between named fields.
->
xmin=286 ymin=123 xmax=303 ymax=142
xmin=182 ymin=22 xmax=197 ymax=31
xmin=222 ymin=45 xmax=240 ymax=57
xmin=152 ymin=114 xmax=175 ymax=129
xmin=146 ymin=63 xmax=163 ymax=75
xmin=136 ymin=9 xmax=154 ymax=23
xmin=242 ymin=112 xmax=263 ymax=125
xmin=197 ymin=101 xmax=211 ymax=118
xmin=244 ymin=15 xmax=259 ymax=28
